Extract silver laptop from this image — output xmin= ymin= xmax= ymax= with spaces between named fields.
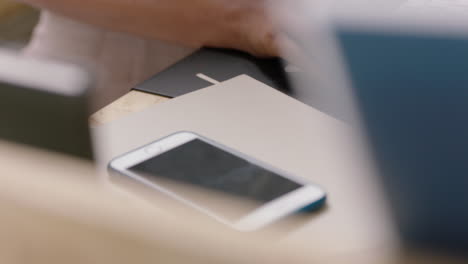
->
xmin=0 ymin=49 xmax=94 ymax=160
xmin=291 ymin=7 xmax=468 ymax=253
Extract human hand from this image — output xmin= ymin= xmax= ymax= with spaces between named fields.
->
xmin=197 ymin=0 xmax=295 ymax=57
xmin=139 ymin=0 xmax=300 ymax=58
xmin=21 ymin=0 xmax=300 ymax=57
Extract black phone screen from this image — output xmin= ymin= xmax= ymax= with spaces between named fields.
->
xmin=129 ymin=139 xmax=302 ymax=220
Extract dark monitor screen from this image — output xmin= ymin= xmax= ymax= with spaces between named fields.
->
xmin=337 ymin=27 xmax=468 ymax=251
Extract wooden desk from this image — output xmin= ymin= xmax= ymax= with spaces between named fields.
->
xmin=90 ymin=91 xmax=169 ymax=126
xmin=0 ymin=142 xmax=433 ymax=264
xmin=2 ymin=141 xmax=466 ymax=263
xmin=0 ymin=140 xmax=318 ymax=264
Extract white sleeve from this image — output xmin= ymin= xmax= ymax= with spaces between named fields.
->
xmin=23 ymin=11 xmax=195 ymax=111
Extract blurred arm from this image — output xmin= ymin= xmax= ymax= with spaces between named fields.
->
xmin=19 ymin=0 xmax=283 ymax=56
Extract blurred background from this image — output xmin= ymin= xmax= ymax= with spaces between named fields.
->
xmin=0 ymin=0 xmax=38 ymax=49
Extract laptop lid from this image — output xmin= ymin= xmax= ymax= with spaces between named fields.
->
xmin=321 ymin=12 xmax=468 ymax=253
xmin=0 ymin=50 xmax=94 ymax=160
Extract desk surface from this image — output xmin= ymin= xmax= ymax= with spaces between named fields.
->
xmin=3 ymin=142 xmax=463 ymax=264
xmin=91 ymin=91 xmax=168 ymax=126
xmin=90 ymin=78 xmax=464 ymax=264
xmin=0 ymin=140 xmax=323 ymax=264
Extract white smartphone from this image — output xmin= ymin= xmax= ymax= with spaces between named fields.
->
xmin=108 ymin=131 xmax=326 ymax=231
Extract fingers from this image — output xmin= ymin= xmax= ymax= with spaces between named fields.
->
xmin=248 ymin=31 xmax=282 ymax=58
xmin=239 ymin=3 xmax=305 ymax=59
xmin=203 ymin=1 xmax=303 ymax=59
xmin=239 ymin=16 xmax=290 ymax=58
xmin=243 ymin=24 xmax=304 ymax=61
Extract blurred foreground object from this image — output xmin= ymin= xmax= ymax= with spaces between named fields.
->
xmin=312 ymin=7 xmax=468 ymax=255
xmin=0 ymin=49 xmax=94 ymax=159
xmin=2 ymin=139 xmax=468 ymax=264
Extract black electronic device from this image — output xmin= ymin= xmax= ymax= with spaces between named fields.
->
xmin=134 ymin=48 xmax=292 ymax=98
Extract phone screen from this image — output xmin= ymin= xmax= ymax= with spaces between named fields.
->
xmin=129 ymin=139 xmax=303 ymax=220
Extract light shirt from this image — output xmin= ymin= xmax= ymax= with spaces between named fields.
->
xmin=23 ymin=11 xmax=195 ymax=111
